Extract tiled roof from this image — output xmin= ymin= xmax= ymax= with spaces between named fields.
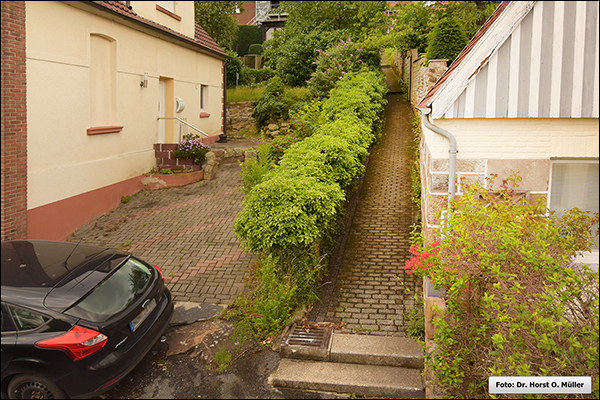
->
xmin=417 ymin=1 xmax=510 ymax=109
xmin=90 ymin=1 xmax=228 ymax=58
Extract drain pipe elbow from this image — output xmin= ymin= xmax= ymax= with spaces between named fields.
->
xmin=420 ymin=108 xmax=457 ymax=206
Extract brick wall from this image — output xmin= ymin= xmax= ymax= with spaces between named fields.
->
xmin=235 ymin=1 xmax=255 ymax=25
xmin=1 ymin=1 xmax=28 ymax=240
xmin=153 ymin=143 xmax=202 ymax=171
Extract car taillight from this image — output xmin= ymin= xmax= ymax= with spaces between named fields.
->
xmin=36 ymin=325 xmax=108 ymax=361
xmin=154 ymin=265 xmax=164 ymax=281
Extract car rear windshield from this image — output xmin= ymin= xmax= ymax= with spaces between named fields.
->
xmin=65 ymin=257 xmax=153 ymax=322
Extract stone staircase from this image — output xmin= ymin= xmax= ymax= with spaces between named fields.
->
xmin=269 ymin=324 xmax=425 ymax=398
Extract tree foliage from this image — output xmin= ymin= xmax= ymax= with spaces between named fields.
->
xmin=388 ymin=1 xmax=501 ymax=54
xmin=263 ymin=29 xmax=344 ymax=87
xmin=425 ymin=17 xmax=469 ymax=63
xmin=194 ymin=1 xmax=244 ymax=51
xmin=263 ymin=1 xmax=389 ymax=86
xmin=280 ymin=1 xmax=389 ymax=39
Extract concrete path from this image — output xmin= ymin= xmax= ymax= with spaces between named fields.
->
xmin=308 ymin=66 xmax=422 ymax=336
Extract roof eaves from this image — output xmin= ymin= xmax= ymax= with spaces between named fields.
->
xmin=417 ymin=1 xmax=535 ymax=118
xmin=67 ymin=1 xmax=229 ymax=60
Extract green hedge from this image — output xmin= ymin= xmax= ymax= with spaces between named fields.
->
xmin=237 ymin=25 xmax=262 ymax=56
xmin=234 ymin=70 xmax=387 ymax=301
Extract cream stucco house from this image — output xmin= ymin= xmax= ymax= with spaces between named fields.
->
xmin=416 ymin=1 xmax=599 ymax=268
xmin=1 ymin=1 xmax=229 ymax=241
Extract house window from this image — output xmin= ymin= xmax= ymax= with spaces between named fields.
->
xmin=549 ymin=160 xmax=599 ymax=270
xmin=88 ymin=34 xmax=121 ymax=135
xmin=199 ymin=85 xmax=209 ymax=118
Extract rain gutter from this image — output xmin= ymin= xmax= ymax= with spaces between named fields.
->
xmin=420 ymin=108 xmax=457 ymax=207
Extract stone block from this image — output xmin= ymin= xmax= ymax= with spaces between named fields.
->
xmin=487 ymin=159 xmax=551 ymax=192
xmin=431 ymin=173 xmax=448 ymax=192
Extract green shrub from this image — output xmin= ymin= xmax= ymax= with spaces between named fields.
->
xmin=288 ymin=100 xmax=323 ymax=139
xmin=248 ymin=43 xmax=263 ymax=55
xmin=322 ymin=70 xmax=388 ymax=129
xmin=251 ymin=76 xmax=291 ymax=129
xmin=425 ymin=17 xmax=468 ymax=64
xmin=315 ymin=116 xmax=375 ymax=149
xmin=239 ymin=143 xmax=274 ymax=195
xmin=407 ymin=174 xmax=599 ymax=398
xmin=226 ymin=50 xmax=244 ymax=87
xmin=233 ymin=70 xmax=388 ymax=344
xmin=279 ymin=133 xmax=366 ymax=190
xmin=263 ymin=134 xmax=299 ymax=164
xmin=239 ymin=67 xmax=276 ymax=86
xmin=263 ymin=29 xmax=344 ymax=87
xmin=307 ymin=38 xmax=380 ymax=99
xmin=233 ymin=174 xmax=344 ymax=255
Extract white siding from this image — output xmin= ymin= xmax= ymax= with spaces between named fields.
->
xmin=443 ymin=1 xmax=599 ymax=119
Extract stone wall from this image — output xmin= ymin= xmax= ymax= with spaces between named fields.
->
xmin=226 ymin=101 xmax=255 ymax=134
xmin=392 ymin=49 xmax=448 ymax=109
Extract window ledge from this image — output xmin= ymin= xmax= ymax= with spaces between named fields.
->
xmin=199 ymin=112 xmax=210 ymax=118
xmin=87 ymin=126 xmax=123 ymax=135
xmin=156 ymin=4 xmax=182 ymax=21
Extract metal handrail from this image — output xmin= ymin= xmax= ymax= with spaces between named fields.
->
xmin=157 ymin=117 xmax=209 ymax=142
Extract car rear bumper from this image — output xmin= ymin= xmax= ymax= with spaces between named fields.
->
xmin=60 ymin=291 xmax=174 ymax=399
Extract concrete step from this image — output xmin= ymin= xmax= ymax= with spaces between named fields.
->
xmin=281 ymin=330 xmax=424 ymax=369
xmin=269 ymin=358 xmax=425 ymax=399
xmin=331 ymin=333 xmax=424 ymax=369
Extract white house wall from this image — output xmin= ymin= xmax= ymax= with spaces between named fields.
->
xmin=442 ymin=1 xmax=599 ymax=119
xmin=130 ymin=1 xmax=196 ymax=39
xmin=26 ymin=1 xmax=224 ymax=211
xmin=424 ymin=117 xmax=600 ymax=161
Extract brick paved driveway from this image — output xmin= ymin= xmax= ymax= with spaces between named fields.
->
xmin=68 ymin=162 xmax=256 ymax=305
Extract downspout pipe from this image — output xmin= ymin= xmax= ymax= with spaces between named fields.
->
xmin=420 ymin=108 xmax=457 ymax=207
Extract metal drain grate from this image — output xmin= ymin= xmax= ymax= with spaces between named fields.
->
xmin=281 ymin=324 xmax=332 ymax=348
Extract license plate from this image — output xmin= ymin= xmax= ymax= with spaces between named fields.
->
xmin=129 ymin=298 xmax=156 ymax=332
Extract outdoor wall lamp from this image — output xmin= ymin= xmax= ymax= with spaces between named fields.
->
xmin=140 ymin=72 xmax=148 ymax=88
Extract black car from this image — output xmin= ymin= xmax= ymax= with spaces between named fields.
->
xmin=1 ymin=240 xmax=174 ymax=399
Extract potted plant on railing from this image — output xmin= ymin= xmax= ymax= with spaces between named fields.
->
xmin=173 ymin=135 xmax=211 ymax=167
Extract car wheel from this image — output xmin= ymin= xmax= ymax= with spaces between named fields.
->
xmin=7 ymin=375 xmax=67 ymax=399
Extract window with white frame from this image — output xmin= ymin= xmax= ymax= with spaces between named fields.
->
xmin=200 ymin=85 xmax=208 ymax=112
xmin=549 ymin=160 xmax=599 ymax=271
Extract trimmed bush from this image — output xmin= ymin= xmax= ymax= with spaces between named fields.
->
xmin=233 ymin=174 xmax=344 ymax=254
xmin=425 ymin=17 xmax=468 ymax=64
xmin=248 ymin=43 xmax=263 ymax=55
xmin=279 ymin=134 xmax=366 ymax=190
xmin=322 ymin=70 xmax=388 ymax=130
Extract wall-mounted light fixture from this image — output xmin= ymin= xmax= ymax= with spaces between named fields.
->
xmin=140 ymin=72 xmax=148 ymax=88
